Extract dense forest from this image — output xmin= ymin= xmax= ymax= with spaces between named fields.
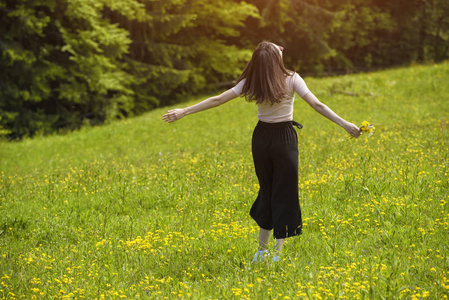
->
xmin=1 ymin=0 xmax=448 ymax=138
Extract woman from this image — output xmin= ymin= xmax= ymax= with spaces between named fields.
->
xmin=162 ymin=41 xmax=361 ymax=262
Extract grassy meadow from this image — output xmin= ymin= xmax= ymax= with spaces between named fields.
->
xmin=1 ymin=62 xmax=449 ymax=299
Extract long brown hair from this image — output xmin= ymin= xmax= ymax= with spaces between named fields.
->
xmin=237 ymin=41 xmax=292 ymax=105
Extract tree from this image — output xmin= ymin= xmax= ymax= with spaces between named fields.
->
xmin=0 ymin=0 xmax=259 ymax=138
xmin=112 ymin=0 xmax=259 ymax=110
xmin=373 ymin=0 xmax=449 ymax=64
xmin=239 ymin=0 xmax=393 ymax=74
xmin=0 ymin=0 xmax=144 ymax=137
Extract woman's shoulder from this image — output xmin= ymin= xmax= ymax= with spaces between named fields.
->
xmin=286 ymin=71 xmax=303 ymax=79
xmin=232 ymin=78 xmax=246 ymax=96
xmin=286 ymin=72 xmax=304 ymax=85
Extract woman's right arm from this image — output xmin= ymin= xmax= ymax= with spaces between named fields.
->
xmin=162 ymin=89 xmax=238 ymax=123
xmin=302 ymin=92 xmax=361 ymax=138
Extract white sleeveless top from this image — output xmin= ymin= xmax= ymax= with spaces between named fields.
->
xmin=231 ymin=73 xmax=311 ymax=123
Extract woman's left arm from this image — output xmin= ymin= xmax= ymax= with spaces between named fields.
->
xmin=162 ymin=89 xmax=238 ymax=123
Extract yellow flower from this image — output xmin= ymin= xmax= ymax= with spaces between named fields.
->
xmin=360 ymin=121 xmax=375 ymax=137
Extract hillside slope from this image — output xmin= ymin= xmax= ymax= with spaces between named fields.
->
xmin=2 ymin=62 xmax=448 ymax=174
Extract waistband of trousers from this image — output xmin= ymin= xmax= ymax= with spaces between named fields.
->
xmin=256 ymin=120 xmax=303 ymax=129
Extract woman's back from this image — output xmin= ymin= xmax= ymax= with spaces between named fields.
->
xmin=232 ymin=72 xmax=311 ymax=123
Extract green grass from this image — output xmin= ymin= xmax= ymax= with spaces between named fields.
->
xmin=1 ymin=62 xmax=449 ymax=299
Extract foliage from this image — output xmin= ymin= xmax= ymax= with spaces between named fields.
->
xmin=373 ymin=0 xmax=449 ymax=64
xmin=0 ymin=0 xmax=142 ymax=137
xmin=117 ymin=0 xmax=258 ymax=108
xmin=0 ymin=116 xmax=11 ymax=138
xmin=241 ymin=0 xmax=394 ymax=73
xmin=1 ymin=62 xmax=448 ymax=298
xmin=0 ymin=0 xmax=258 ymax=138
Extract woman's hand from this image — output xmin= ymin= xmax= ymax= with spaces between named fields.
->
xmin=162 ymin=108 xmax=186 ymax=123
xmin=344 ymin=122 xmax=361 ymax=138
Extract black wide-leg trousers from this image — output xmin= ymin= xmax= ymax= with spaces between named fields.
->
xmin=250 ymin=121 xmax=303 ymax=239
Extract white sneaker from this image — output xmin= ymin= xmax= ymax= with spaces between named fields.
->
xmin=251 ymin=250 xmax=269 ymax=263
xmin=272 ymin=250 xmax=281 ymax=262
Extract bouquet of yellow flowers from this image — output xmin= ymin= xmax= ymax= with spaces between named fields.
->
xmin=360 ymin=121 xmax=375 ymax=137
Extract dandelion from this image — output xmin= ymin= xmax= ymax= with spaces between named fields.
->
xmin=360 ymin=121 xmax=375 ymax=137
